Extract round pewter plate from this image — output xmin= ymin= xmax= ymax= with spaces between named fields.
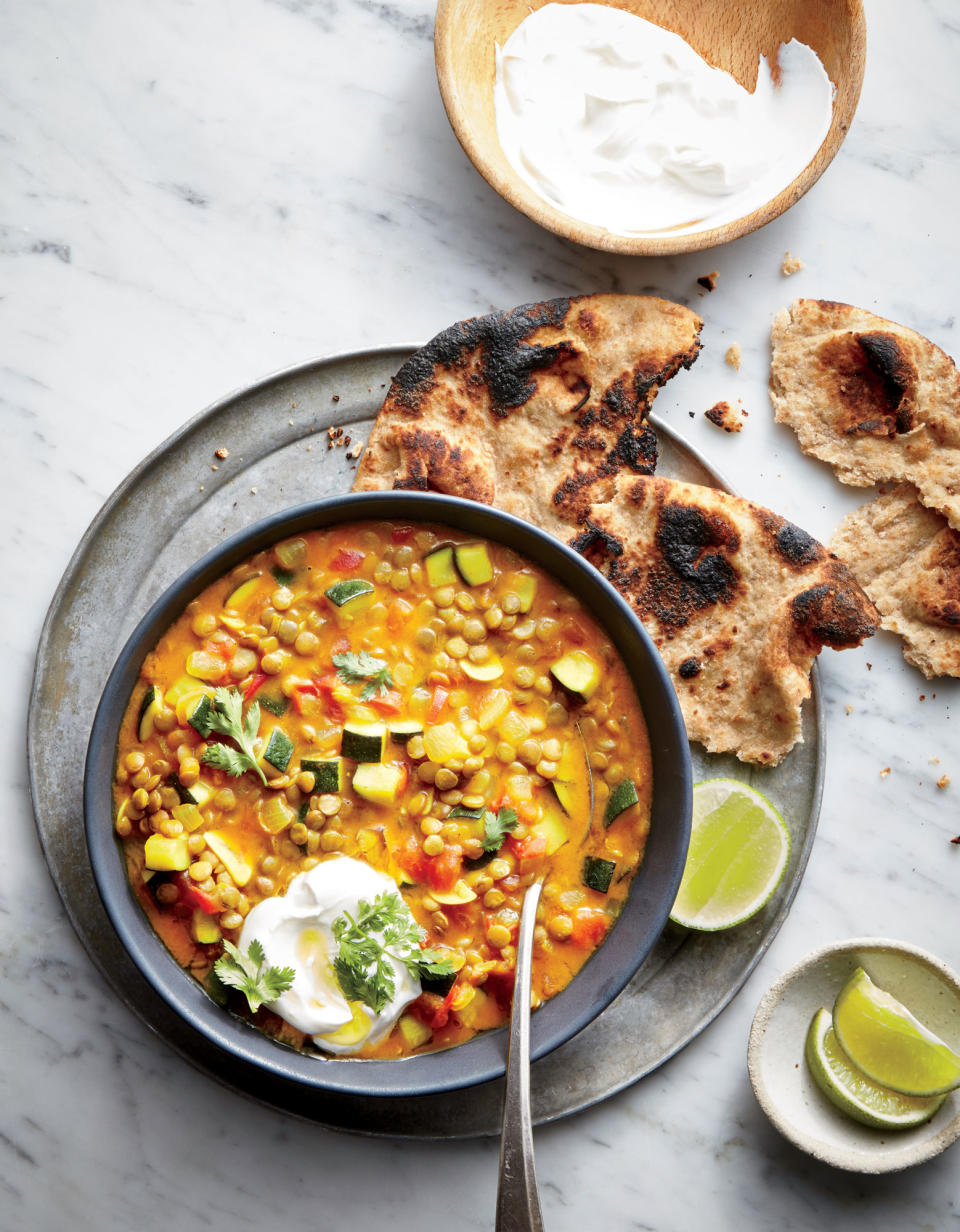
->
xmin=28 ymin=347 xmax=824 ymax=1138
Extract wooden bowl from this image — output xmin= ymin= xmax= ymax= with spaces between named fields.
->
xmin=434 ymin=0 xmax=866 ymax=255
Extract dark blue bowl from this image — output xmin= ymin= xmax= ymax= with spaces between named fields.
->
xmin=85 ymin=491 xmax=691 ymax=1099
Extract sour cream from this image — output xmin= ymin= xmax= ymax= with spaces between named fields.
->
xmin=493 ymin=3 xmax=835 ymax=236
xmin=238 ymin=856 xmax=421 ymax=1056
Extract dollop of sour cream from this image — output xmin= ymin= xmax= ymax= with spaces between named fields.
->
xmin=493 ymin=3 xmax=835 ymax=236
xmin=238 ymin=856 xmax=421 ymax=1056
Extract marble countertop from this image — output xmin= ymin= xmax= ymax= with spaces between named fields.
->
xmin=5 ymin=0 xmax=959 ymax=1227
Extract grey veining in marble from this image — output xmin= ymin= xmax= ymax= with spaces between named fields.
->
xmin=4 ymin=0 xmax=960 ymax=1228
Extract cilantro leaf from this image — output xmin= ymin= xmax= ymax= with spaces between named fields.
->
xmin=331 ymin=891 xmax=456 ymax=1013
xmin=200 ymin=686 xmax=268 ymax=784
xmin=480 ymin=806 xmax=519 ymax=854
xmin=332 ymin=651 xmax=394 ymax=700
xmin=214 ymin=938 xmax=295 ymax=1013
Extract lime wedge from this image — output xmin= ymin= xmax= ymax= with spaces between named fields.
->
xmin=805 ymin=1007 xmax=946 ymax=1129
xmin=833 ymin=967 xmax=960 ymax=1097
xmin=669 ymin=778 xmax=789 ymax=930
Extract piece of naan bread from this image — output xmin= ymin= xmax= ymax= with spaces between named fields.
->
xmin=830 ymin=484 xmax=960 ymax=679
xmin=569 ymin=474 xmax=878 ymax=764
xmin=354 ymin=294 xmax=702 ymax=537
xmin=355 ymin=295 xmax=879 ymax=764
xmin=770 ymin=299 xmax=960 ymax=530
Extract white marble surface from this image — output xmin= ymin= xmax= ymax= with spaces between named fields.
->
xmin=5 ymin=0 xmax=960 ymax=1227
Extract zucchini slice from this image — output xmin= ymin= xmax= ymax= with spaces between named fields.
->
xmin=352 ymin=762 xmax=404 ymax=804
xmin=604 ymin=779 xmax=639 ymax=827
xmin=262 ymin=727 xmax=294 ymax=772
xmin=420 ymin=969 xmax=458 ymax=997
xmin=432 ymin=878 xmax=477 ymax=905
xmin=461 ymin=658 xmax=504 ymax=682
xmin=301 ymin=756 xmax=343 ymax=793
xmin=259 ymin=692 xmax=289 ymax=717
xmin=224 ymin=573 xmax=262 ymax=611
xmin=398 ymin=1014 xmax=433 ymax=1049
xmin=529 ymin=810 xmax=568 ymax=856
xmin=186 ymin=693 xmax=215 ymax=737
xmin=424 ymin=545 xmax=458 ymax=588
xmin=325 ymin=578 xmax=374 ymax=607
xmin=137 ymin=685 xmax=161 ymax=741
xmin=204 ymin=831 xmax=253 ymax=886
xmin=454 ymin=542 xmax=493 ymax=586
xmin=143 ymin=834 xmax=190 ymax=872
xmin=515 ymin=573 xmax=537 ymax=613
xmin=388 ymin=719 xmax=423 ymax=746
xmin=549 ymin=650 xmax=600 ymax=702
xmin=341 ymin=722 xmax=386 ymax=763
xmin=582 ymin=856 xmax=616 ymax=894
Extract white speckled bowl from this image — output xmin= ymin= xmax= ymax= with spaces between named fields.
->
xmin=747 ymin=939 xmax=960 ymax=1173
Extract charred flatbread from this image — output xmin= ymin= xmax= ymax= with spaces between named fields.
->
xmin=354 ymin=294 xmax=702 ymax=537
xmin=571 ymin=475 xmax=878 ymax=764
xmin=830 ymin=484 xmax=960 ymax=679
xmin=354 ymin=294 xmax=878 ymax=763
xmin=770 ymin=299 xmax=960 ymax=529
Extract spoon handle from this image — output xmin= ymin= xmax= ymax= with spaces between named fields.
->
xmin=495 ymin=878 xmax=544 ymax=1232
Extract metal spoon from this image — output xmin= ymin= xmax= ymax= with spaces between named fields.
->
xmin=495 ymin=878 xmax=544 ymax=1232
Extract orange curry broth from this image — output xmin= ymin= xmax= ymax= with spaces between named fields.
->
xmin=113 ymin=520 xmax=652 ymax=1058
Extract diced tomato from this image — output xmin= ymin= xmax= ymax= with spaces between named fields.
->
xmin=386 ymin=598 xmax=414 ymax=632
xmin=426 ymin=686 xmax=449 ymax=724
xmin=508 ymin=831 xmax=548 ymax=864
xmin=368 ymin=689 xmax=403 ymax=716
xmin=424 ymin=846 xmax=462 ymax=893
xmin=484 ymin=968 xmax=516 ymax=1009
xmin=315 ymin=672 xmax=345 ymax=723
xmin=395 ymin=837 xmax=461 ymax=893
xmin=172 ymin=872 xmax=219 ymax=915
xmin=329 ymin=548 xmax=365 ymax=572
xmin=202 ymin=636 xmax=235 ymax=662
xmin=570 ymin=907 xmax=610 ymax=949
xmin=243 ymin=672 xmax=267 ymax=701
xmin=391 ymin=526 xmax=416 ymax=543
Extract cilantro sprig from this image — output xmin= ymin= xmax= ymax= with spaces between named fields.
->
xmin=199 ymin=686 xmax=268 ymax=784
xmin=332 ymin=891 xmax=455 ymax=1014
xmin=480 ymin=806 xmax=519 ymax=854
xmin=332 ymin=651 xmax=394 ymax=701
xmin=214 ymin=939 xmax=295 ymax=1013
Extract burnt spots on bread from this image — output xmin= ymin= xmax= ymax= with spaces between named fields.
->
xmin=791 ymin=575 xmax=879 ymax=647
xmin=388 ymin=297 xmax=574 ymax=415
xmin=678 ymin=656 xmax=702 ymax=678
xmin=637 ymin=502 xmax=741 ymax=627
xmin=551 ymin=463 xmax=616 ymax=512
xmin=611 ymin=423 xmax=658 ymax=475
xmin=816 ymin=330 xmax=919 ymax=438
xmin=570 ymin=520 xmax=625 ymax=565
xmin=757 ymin=513 xmax=822 ymax=568
xmin=394 ymin=427 xmax=494 ymax=502
xmin=633 ymin=332 xmax=702 ymax=406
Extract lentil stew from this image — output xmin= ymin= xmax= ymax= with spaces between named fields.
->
xmin=112 ymin=519 xmax=653 ymax=1058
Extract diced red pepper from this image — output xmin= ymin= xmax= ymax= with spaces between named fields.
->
xmin=368 ymin=689 xmax=403 ymax=716
xmin=289 ymin=680 xmax=320 ymax=714
xmin=330 ymin=548 xmax=365 ymax=572
xmin=243 ymin=671 xmax=267 ymax=701
xmin=426 ymin=686 xmax=449 ymax=724
xmin=172 ymin=872 xmax=219 ymax=915
xmin=315 ymin=672 xmax=345 ymax=723
xmin=202 ymin=636 xmax=236 ymax=662
xmin=395 ymin=837 xmax=462 ymax=893
xmin=391 ymin=526 xmax=416 ymax=543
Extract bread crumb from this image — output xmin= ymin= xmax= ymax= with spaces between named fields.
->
xmin=704 ymin=401 xmax=744 ymax=433
xmin=845 ymin=704 xmax=854 ymax=715
xmin=697 ymin=271 xmax=718 ymax=291
xmin=879 ymin=766 xmax=891 ymax=778
xmin=781 ymin=251 xmax=804 ymax=276
xmin=250 ymin=487 xmax=258 ymax=494
xmin=214 ymin=447 xmax=229 ymax=460
xmin=724 ymin=343 xmax=742 ymax=371
xmin=937 ymin=774 xmax=951 ymax=789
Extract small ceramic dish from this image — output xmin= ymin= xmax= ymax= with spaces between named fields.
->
xmin=434 ymin=0 xmax=866 ymax=256
xmin=748 ymin=938 xmax=960 ymax=1173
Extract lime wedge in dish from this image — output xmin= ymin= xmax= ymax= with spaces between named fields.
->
xmin=805 ymin=1007 xmax=946 ymax=1129
xmin=832 ymin=967 xmax=960 ymax=1098
xmin=668 ymin=778 xmax=789 ymax=930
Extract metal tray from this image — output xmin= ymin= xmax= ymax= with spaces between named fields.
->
xmin=28 ymin=347 xmax=823 ymax=1138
